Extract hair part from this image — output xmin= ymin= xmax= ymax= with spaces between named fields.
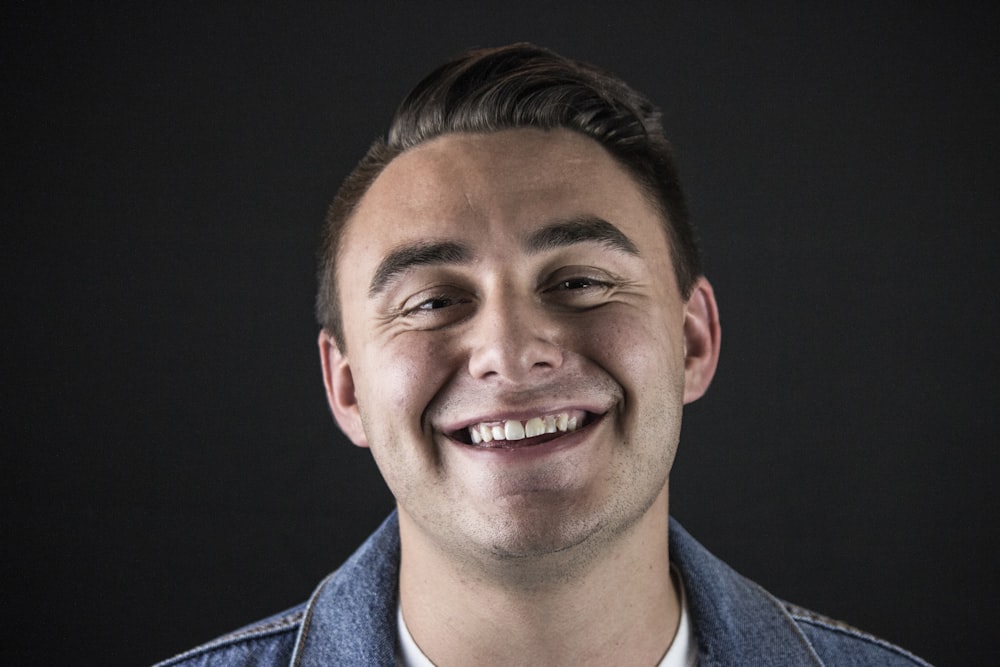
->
xmin=316 ymin=43 xmax=701 ymax=350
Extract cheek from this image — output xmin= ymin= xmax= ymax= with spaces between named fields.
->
xmin=573 ymin=307 xmax=684 ymax=385
xmin=356 ymin=334 xmax=456 ymax=421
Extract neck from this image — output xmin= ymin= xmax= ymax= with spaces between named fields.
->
xmin=398 ymin=489 xmax=678 ymax=666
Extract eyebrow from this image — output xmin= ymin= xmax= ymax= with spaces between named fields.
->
xmin=526 ymin=216 xmax=639 ymax=256
xmin=368 ymin=241 xmax=471 ymax=296
xmin=366 ymin=216 xmax=639 ymax=297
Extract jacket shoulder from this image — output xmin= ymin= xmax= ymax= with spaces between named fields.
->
xmin=784 ymin=603 xmax=932 ymax=666
xmin=153 ymin=606 xmax=305 ymax=667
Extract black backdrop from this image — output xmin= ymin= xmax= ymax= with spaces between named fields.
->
xmin=5 ymin=3 xmax=997 ymax=665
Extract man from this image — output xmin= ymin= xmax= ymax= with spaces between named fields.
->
xmin=158 ymin=44 xmax=929 ymax=666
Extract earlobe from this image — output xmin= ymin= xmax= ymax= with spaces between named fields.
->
xmin=318 ymin=330 xmax=369 ymax=448
xmin=682 ymin=277 xmax=722 ymax=404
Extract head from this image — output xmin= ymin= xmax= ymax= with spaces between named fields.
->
xmin=316 ymin=43 xmax=701 ymax=350
xmin=315 ymin=44 xmax=720 ymax=574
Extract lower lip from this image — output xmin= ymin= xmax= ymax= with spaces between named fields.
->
xmin=450 ymin=414 xmax=604 ymax=463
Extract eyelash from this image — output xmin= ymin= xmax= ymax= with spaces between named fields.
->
xmin=400 ymin=290 xmax=472 ymax=317
xmin=412 ymin=295 xmax=463 ymax=312
xmin=400 ymin=271 xmax=618 ymax=320
xmin=550 ymin=276 xmax=612 ymax=291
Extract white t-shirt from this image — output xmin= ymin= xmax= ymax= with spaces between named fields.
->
xmin=396 ymin=569 xmax=696 ymax=667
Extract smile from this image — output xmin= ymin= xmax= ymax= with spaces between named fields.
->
xmin=451 ymin=410 xmax=594 ymax=448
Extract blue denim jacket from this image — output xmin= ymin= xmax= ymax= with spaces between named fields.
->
xmin=155 ymin=513 xmax=929 ymax=666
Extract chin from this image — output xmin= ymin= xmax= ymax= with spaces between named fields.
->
xmin=484 ymin=477 xmax=667 ymax=566
xmin=470 ymin=496 xmax=623 ymax=563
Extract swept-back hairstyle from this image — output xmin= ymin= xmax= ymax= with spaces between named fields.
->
xmin=316 ymin=43 xmax=701 ymax=349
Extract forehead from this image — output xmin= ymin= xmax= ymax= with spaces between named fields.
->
xmin=339 ymin=128 xmax=667 ymax=266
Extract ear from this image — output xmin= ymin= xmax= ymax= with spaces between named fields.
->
xmin=682 ymin=277 xmax=721 ymax=404
xmin=318 ymin=330 xmax=369 ymax=447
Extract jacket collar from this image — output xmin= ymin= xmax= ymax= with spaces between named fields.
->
xmin=669 ymin=519 xmax=824 ymax=666
xmin=290 ymin=512 xmax=824 ymax=666
xmin=290 ymin=513 xmax=400 ymax=666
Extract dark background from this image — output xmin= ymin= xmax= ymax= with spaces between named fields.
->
xmin=5 ymin=3 xmax=997 ymax=665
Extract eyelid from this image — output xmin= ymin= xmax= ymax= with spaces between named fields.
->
xmin=542 ymin=265 xmax=619 ymax=290
xmin=399 ymin=284 xmax=473 ymax=316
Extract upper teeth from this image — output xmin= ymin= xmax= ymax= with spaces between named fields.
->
xmin=469 ymin=413 xmax=579 ymax=444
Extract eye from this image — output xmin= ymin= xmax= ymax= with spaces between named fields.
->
xmin=414 ymin=295 xmax=459 ymax=311
xmin=555 ymin=277 xmax=609 ymax=291
xmin=542 ymin=267 xmax=619 ymax=309
xmin=545 ymin=267 xmax=615 ymax=294
xmin=399 ymin=287 xmax=475 ymax=328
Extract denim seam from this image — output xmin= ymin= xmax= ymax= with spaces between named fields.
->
xmin=786 ymin=606 xmax=932 ymax=666
xmin=153 ymin=610 xmax=303 ymax=666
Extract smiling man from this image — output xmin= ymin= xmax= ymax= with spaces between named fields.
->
xmin=157 ymin=44 xmax=929 ymax=666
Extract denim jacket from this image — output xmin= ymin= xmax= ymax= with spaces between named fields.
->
xmin=155 ymin=513 xmax=929 ymax=666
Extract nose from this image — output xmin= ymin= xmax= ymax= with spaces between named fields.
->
xmin=466 ymin=291 xmax=564 ymax=382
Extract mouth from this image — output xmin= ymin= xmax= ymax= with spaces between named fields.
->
xmin=447 ymin=410 xmax=599 ymax=449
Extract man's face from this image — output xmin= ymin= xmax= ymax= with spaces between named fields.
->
xmin=324 ymin=128 xmax=714 ymax=565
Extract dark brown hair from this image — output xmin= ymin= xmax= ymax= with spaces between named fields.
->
xmin=317 ymin=43 xmax=701 ymax=349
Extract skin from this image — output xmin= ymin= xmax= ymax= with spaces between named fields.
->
xmin=320 ymin=128 xmax=720 ymax=665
